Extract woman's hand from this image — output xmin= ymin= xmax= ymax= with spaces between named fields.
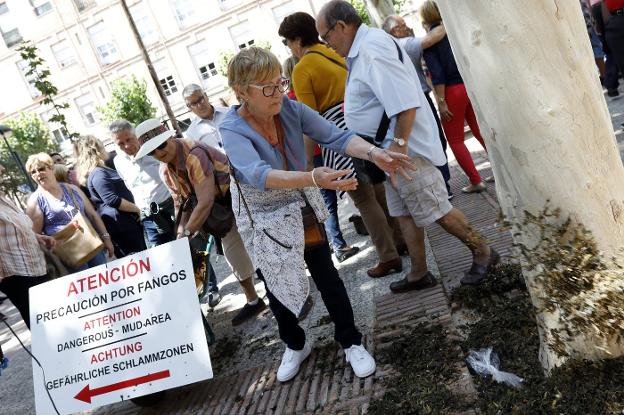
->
xmin=102 ymin=235 xmax=115 ymax=258
xmin=438 ymin=101 xmax=453 ymax=122
xmin=312 ymin=167 xmax=358 ymax=192
xmin=35 ymin=234 xmax=56 ymax=250
xmin=370 ymin=147 xmax=417 ymax=187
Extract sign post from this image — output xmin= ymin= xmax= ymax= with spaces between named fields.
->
xmin=29 ymin=239 xmax=212 ymax=414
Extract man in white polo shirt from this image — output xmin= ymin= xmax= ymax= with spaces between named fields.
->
xmin=183 ymin=84 xmax=229 ymax=151
xmin=317 ymin=0 xmax=500 ymax=290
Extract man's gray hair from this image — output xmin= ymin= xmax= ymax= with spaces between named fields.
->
xmin=321 ymin=0 xmax=363 ymax=29
xmin=382 ymin=15 xmax=401 ymax=34
xmin=109 ymin=119 xmax=134 ymax=136
xmin=182 ymin=83 xmax=204 ymax=99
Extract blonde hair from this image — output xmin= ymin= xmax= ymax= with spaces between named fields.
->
xmin=282 ymin=56 xmax=299 ymax=91
xmin=420 ymin=1 xmax=442 ymax=26
xmin=25 ymin=152 xmax=54 ymax=173
xmin=73 ymin=135 xmax=108 ymax=185
xmin=227 ymin=47 xmax=282 ymax=97
xmin=53 ymin=163 xmax=70 ymax=183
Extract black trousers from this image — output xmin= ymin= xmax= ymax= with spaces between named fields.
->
xmin=258 ymin=241 xmax=362 ymax=351
xmin=0 ymin=274 xmax=51 ymax=329
xmin=606 ymin=14 xmax=624 ymax=77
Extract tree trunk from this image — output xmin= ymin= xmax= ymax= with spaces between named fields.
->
xmin=119 ymin=0 xmax=182 ymax=136
xmin=363 ymin=0 xmax=395 ymax=27
xmin=436 ymin=0 xmax=624 ymax=369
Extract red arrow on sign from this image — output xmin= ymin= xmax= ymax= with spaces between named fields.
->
xmin=74 ymin=370 xmax=170 ymax=403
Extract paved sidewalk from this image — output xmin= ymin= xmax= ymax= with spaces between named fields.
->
xmin=2 ymin=89 xmax=624 ymax=414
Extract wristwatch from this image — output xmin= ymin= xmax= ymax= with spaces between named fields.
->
xmin=393 ymin=137 xmax=407 ymax=147
xmin=182 ymin=229 xmax=192 ymax=237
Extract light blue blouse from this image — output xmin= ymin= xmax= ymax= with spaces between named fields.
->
xmin=219 ymin=96 xmax=355 ymax=190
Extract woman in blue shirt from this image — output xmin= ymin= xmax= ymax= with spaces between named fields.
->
xmin=220 ymin=47 xmax=412 ymax=383
xmin=73 ymin=135 xmax=146 ymax=258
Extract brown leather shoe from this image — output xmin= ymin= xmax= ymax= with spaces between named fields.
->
xmin=367 ymin=257 xmax=403 ymax=278
xmin=390 ymin=272 xmax=437 ymax=293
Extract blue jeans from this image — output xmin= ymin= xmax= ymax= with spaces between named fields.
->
xmin=67 ymin=250 xmax=107 ymax=274
xmin=143 ymin=217 xmax=175 ymax=247
xmin=314 ymin=154 xmax=348 ymax=251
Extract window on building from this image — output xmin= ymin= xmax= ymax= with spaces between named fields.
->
xmin=188 ymin=41 xmax=221 ymax=89
xmin=88 ymin=22 xmax=119 ymax=66
xmin=16 ymin=60 xmax=41 ymax=98
xmin=73 ymin=0 xmax=96 ymax=12
xmin=153 ymin=59 xmax=179 ymax=98
xmin=30 ymin=0 xmax=52 ymax=16
xmin=75 ymin=94 xmax=98 ymax=125
xmin=130 ymin=1 xmax=157 ymax=45
xmin=51 ymin=40 xmax=77 ymax=69
xmin=41 ymin=110 xmax=70 ymax=144
xmin=200 ymin=63 xmax=218 ymax=79
xmin=272 ymin=1 xmax=297 ymax=25
xmin=159 ymin=76 xmax=177 ymax=96
xmin=0 ymin=3 xmax=22 ymax=48
xmin=170 ymin=0 xmax=196 ymax=29
xmin=229 ymin=21 xmax=254 ymax=50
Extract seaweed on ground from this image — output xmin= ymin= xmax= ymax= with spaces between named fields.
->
xmin=371 ymin=262 xmax=624 ymax=415
xmin=454 ymin=263 xmax=624 ymax=415
xmin=368 ymin=324 xmax=471 ymax=415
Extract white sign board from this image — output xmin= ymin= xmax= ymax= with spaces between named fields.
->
xmin=29 ymin=239 xmax=212 ymax=415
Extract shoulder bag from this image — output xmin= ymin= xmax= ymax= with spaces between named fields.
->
xmin=52 ymin=185 xmax=104 ymax=268
xmin=173 ymin=145 xmax=235 ymax=239
xmin=233 ymin=115 xmax=327 ymax=252
xmin=276 ymin=116 xmax=327 ymax=251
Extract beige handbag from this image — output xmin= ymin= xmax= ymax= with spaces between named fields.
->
xmin=52 ymin=185 xmax=104 ymax=268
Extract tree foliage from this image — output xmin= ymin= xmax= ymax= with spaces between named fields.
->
xmin=17 ymin=41 xmax=78 ymax=140
xmin=351 ymin=0 xmax=372 ymax=25
xmin=0 ymin=112 xmax=57 ymax=202
xmin=393 ymin=0 xmax=406 ymax=13
xmin=98 ymin=75 xmax=156 ymax=126
xmin=217 ymin=41 xmax=273 ymax=78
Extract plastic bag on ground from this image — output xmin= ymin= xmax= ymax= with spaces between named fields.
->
xmin=466 ymin=347 xmax=523 ymax=388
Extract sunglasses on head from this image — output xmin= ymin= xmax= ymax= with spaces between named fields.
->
xmin=148 ymin=140 xmax=168 ymax=156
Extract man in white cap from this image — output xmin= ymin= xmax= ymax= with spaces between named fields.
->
xmin=135 ymin=119 xmax=266 ymax=326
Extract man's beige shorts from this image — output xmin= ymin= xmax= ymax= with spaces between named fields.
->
xmin=384 ymin=156 xmax=453 ymax=226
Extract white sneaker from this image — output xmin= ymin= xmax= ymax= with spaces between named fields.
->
xmin=345 ymin=344 xmax=376 ymax=378
xmin=276 ymin=343 xmax=311 ymax=382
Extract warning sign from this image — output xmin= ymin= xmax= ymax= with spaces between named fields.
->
xmin=29 ymin=239 xmax=212 ymax=414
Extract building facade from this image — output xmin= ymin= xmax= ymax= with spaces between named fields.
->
xmin=0 ymin=0 xmax=329 ymax=152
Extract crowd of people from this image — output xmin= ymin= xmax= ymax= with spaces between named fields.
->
xmin=17 ymin=0 xmax=624 ymax=384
